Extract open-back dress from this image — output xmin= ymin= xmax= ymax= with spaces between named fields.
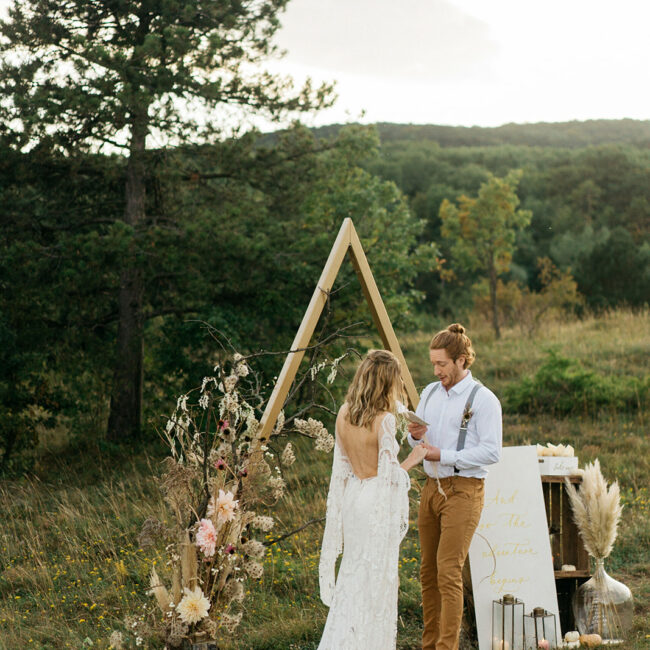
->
xmin=318 ymin=413 xmax=410 ymax=649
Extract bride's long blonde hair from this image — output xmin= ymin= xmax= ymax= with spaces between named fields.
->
xmin=345 ymin=350 xmax=405 ymax=428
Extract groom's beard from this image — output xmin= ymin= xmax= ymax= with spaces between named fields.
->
xmin=437 ymin=365 xmax=463 ymax=389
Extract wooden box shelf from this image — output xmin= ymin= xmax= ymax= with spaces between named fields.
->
xmin=541 ymin=474 xmax=591 ymax=631
xmin=541 ymin=475 xmax=590 ymax=575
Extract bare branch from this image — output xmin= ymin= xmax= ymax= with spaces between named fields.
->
xmin=263 ymin=517 xmax=326 ymax=547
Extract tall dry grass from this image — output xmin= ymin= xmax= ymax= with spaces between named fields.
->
xmin=1 ymin=308 xmax=649 ymax=648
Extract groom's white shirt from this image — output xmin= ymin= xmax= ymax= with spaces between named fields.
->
xmin=407 ymin=370 xmax=502 ymax=479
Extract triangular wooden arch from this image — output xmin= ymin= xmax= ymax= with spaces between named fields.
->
xmin=257 ymin=218 xmax=420 ymax=440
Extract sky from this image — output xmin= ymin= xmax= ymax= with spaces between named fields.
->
xmin=1 ymin=0 xmax=649 ymax=129
xmin=269 ymin=0 xmax=650 ymax=127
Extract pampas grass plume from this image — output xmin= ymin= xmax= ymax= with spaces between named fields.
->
xmin=149 ymin=566 xmax=171 ymax=613
xmin=565 ymin=458 xmax=623 ymax=559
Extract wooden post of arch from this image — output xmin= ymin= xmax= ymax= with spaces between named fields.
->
xmin=256 ymin=218 xmax=419 ymax=441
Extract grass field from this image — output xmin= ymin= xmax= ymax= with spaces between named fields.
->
xmin=1 ymin=309 xmax=648 ymax=649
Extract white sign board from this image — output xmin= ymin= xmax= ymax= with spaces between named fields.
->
xmin=469 ymin=446 xmax=561 ymax=649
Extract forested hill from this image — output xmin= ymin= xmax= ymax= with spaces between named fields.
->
xmin=311 ymin=119 xmax=650 ymax=148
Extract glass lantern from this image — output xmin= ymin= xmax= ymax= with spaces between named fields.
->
xmin=524 ymin=607 xmax=557 ymax=650
xmin=492 ymin=594 xmax=525 ymax=650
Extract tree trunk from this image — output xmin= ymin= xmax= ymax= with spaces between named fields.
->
xmin=488 ymin=265 xmax=501 ymax=340
xmin=107 ymin=120 xmax=147 ymax=441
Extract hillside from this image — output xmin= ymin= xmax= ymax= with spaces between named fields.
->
xmin=311 ymin=118 xmax=650 ymax=149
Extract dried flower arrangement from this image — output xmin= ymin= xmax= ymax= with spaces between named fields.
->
xmin=128 ymin=347 xmax=347 ymax=648
xmin=565 ymin=459 xmax=633 ymax=639
xmin=565 ymin=459 xmax=622 ymax=561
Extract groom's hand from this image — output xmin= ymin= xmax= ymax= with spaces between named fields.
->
xmin=408 ymin=422 xmax=427 ymax=440
xmin=421 ymin=443 xmax=441 ymax=462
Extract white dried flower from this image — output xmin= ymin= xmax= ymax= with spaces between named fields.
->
xmin=327 ymin=354 xmax=346 ymax=384
xmin=242 ymin=540 xmax=265 ymax=559
xmin=176 ymin=586 xmax=210 ymax=624
xmin=251 ymin=515 xmax=275 ymax=531
xmin=281 ymin=442 xmax=296 ymax=466
xmin=176 ymin=394 xmax=188 ymax=412
xmin=246 ymin=413 xmax=259 ymax=438
xmin=294 ymin=417 xmax=326 ymax=438
xmin=220 ymin=611 xmax=243 ymax=634
xmin=201 ymin=376 xmax=217 ymax=393
xmin=198 ymin=393 xmax=210 ymax=410
xmin=108 ymin=630 xmax=124 ymax=649
xmin=267 ymin=475 xmax=286 ymax=500
xmin=273 ymin=410 xmax=285 ymax=435
xmin=223 ymin=373 xmax=238 ymax=393
xmin=235 ymin=362 xmax=249 ymax=377
xmin=224 ymin=579 xmax=245 ymax=603
xmin=309 ymin=360 xmax=327 ymax=380
xmin=315 ymin=430 xmax=335 ymax=453
xmin=219 ymin=392 xmax=239 ymax=417
xmin=243 ymin=560 xmax=264 ymax=579
xmin=233 ymin=353 xmax=243 ymax=363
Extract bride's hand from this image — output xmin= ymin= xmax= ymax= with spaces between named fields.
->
xmin=401 ymin=443 xmax=429 ymax=471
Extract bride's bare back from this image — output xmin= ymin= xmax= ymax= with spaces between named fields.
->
xmin=336 ymin=403 xmax=387 ymax=480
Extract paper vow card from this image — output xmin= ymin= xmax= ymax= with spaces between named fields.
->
xmin=468 ymin=446 xmax=561 ymax=649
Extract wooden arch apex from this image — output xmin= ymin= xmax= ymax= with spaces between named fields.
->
xmin=257 ymin=218 xmax=420 ymax=441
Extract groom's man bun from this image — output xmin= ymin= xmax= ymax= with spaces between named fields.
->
xmin=429 ymin=322 xmax=476 ymax=369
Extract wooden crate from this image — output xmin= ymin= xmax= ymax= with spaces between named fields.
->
xmin=541 ymin=475 xmax=592 ymax=632
xmin=541 ymin=475 xmax=590 ymax=576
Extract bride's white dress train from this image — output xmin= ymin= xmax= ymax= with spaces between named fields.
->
xmin=318 ymin=413 xmax=410 ymax=650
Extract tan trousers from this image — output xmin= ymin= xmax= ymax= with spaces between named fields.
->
xmin=419 ymin=476 xmax=485 ymax=650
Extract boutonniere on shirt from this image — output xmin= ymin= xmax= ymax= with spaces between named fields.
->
xmin=461 ymin=405 xmax=474 ymax=429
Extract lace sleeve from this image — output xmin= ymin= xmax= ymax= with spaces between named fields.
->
xmin=369 ymin=413 xmax=411 ymax=578
xmin=318 ymin=436 xmax=354 ymax=606
xmin=376 ymin=413 xmax=410 ymax=540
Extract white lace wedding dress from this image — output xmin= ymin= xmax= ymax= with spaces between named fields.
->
xmin=318 ymin=413 xmax=411 ymax=650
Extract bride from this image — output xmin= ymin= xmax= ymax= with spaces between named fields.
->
xmin=318 ymin=349 xmax=428 ymax=649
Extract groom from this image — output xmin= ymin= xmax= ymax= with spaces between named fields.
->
xmin=407 ymin=323 xmax=502 ymax=650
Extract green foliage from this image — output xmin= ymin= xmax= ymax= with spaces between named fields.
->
xmin=0 ymin=125 xmax=428 ymax=470
xmin=439 ymin=170 xmax=532 ymax=277
xmin=439 ymin=171 xmax=532 ymax=338
xmin=576 ymin=227 xmax=650 ymax=309
xmin=503 ymin=351 xmax=647 ymax=416
xmin=316 ymin=119 xmax=650 ymax=148
xmin=0 ymin=0 xmax=337 ymax=445
xmin=362 ymin=133 xmax=650 ymax=313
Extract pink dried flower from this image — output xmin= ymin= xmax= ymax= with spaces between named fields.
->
xmin=224 ymin=544 xmax=236 ymax=555
xmin=196 ymin=518 xmax=217 ymax=557
xmin=214 ymin=458 xmax=226 ymax=470
xmin=207 ymin=489 xmax=239 ymax=523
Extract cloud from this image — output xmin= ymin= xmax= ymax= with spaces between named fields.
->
xmin=276 ymin=0 xmax=499 ymax=81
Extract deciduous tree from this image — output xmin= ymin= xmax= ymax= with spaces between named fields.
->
xmin=439 ymin=171 xmax=531 ymax=338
